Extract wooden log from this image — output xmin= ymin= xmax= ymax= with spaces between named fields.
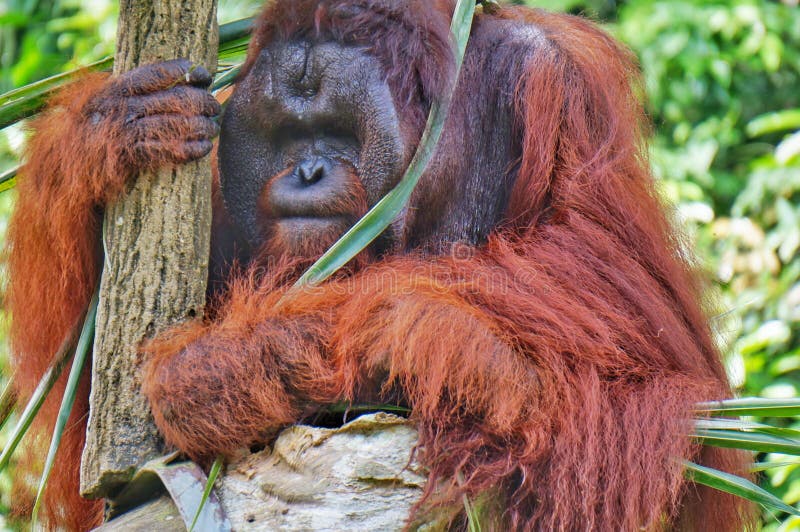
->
xmin=80 ymin=0 xmax=218 ymax=499
xmin=96 ymin=414 xmax=433 ymax=531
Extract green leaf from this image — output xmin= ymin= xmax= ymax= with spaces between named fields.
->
xmin=218 ymin=17 xmax=253 ymax=51
xmin=30 ymin=290 xmax=98 ymax=529
xmin=776 ymin=130 xmax=800 ymax=165
xmin=189 ymin=456 xmax=224 ymax=532
xmin=751 ymin=461 xmax=800 ymax=473
xmin=456 ymin=471 xmax=483 ymax=532
xmin=464 ymin=493 xmax=483 ymax=532
xmin=463 ymin=494 xmax=483 ymax=532
xmin=287 ymin=0 xmax=477 ymax=291
xmin=694 ymin=418 xmax=800 ymax=439
xmin=683 ymin=461 xmax=800 ymax=517
xmin=0 ymin=12 xmax=29 ymax=26
xmin=108 ymin=455 xmax=230 ymax=530
xmin=0 ymin=57 xmax=113 ymax=129
xmin=696 ymin=398 xmax=800 ymax=418
xmin=746 ymin=110 xmax=800 ymax=138
xmin=0 ymin=56 xmax=113 ymax=108
xmin=0 ymin=321 xmax=81 ymax=472
xmin=218 ymin=17 xmax=253 ymax=62
xmin=759 ymin=33 xmax=784 ymax=73
xmin=211 ymin=65 xmax=242 ymax=94
xmin=0 ymin=381 xmax=17 ymax=432
xmin=693 ymin=429 xmax=800 ymax=455
xmin=0 ymin=166 xmax=18 ymax=193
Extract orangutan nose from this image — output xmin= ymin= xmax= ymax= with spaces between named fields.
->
xmin=295 ymin=157 xmax=331 ymax=186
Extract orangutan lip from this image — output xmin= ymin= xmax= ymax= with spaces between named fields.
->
xmin=258 ymin=215 xmax=352 ymax=237
xmin=272 ymin=215 xmax=354 ymax=233
xmin=278 ymin=215 xmax=351 ymax=223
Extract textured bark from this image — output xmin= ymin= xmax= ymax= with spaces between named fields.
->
xmin=95 ymin=415 xmax=432 ymax=532
xmin=81 ymin=0 xmax=218 ymax=499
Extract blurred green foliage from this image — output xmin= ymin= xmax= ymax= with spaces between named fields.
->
xmin=609 ymin=3 xmax=800 ymax=529
xmin=0 ymin=0 xmax=799 ymax=529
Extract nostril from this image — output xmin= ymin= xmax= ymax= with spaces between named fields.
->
xmin=296 ymin=157 xmax=329 ymax=186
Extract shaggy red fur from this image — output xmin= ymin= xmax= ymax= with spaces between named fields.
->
xmin=7 ymin=74 xmax=119 ymax=530
xmin=6 ymin=63 xmax=217 ymax=529
xmin=6 ymin=1 xmax=753 ymax=530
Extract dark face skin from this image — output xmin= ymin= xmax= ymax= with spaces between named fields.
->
xmin=219 ymin=40 xmax=407 ymax=260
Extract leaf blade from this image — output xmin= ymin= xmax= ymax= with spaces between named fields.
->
xmin=30 ymin=290 xmax=98 ymax=528
xmin=0 ymin=336 xmax=74 ymax=472
xmin=189 ymin=456 xmax=224 ymax=532
xmin=692 ymin=428 xmax=800 ymax=455
xmin=694 ymin=418 xmax=800 ymax=438
xmin=696 ymin=398 xmax=800 ymax=418
xmin=683 ymin=460 xmax=800 ymax=517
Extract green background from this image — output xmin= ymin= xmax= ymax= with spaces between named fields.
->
xmin=0 ymin=0 xmax=798 ymax=529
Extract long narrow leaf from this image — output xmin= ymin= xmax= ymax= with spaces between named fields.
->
xmin=211 ymin=65 xmax=242 ymax=93
xmin=218 ymin=17 xmax=253 ymax=51
xmin=108 ymin=455 xmax=230 ymax=530
xmin=683 ymin=460 xmax=800 ymax=517
xmin=30 ymin=290 xmax=99 ymax=528
xmin=0 ymin=321 xmax=82 ymax=472
xmin=218 ymin=43 xmax=250 ymax=61
xmin=217 ymin=21 xmax=252 ymax=62
xmin=747 ymin=109 xmax=800 ymax=137
xmin=694 ymin=418 xmax=800 ymax=438
xmin=0 ymin=57 xmax=112 ymax=129
xmin=0 ymin=381 xmax=17 ymax=431
xmin=693 ymin=429 xmax=800 ymax=455
xmin=0 ymin=96 xmax=54 ymax=130
xmin=463 ymin=493 xmax=483 ymax=532
xmin=696 ymin=398 xmax=800 ymax=418
xmin=189 ymin=456 xmax=224 ymax=532
xmin=456 ymin=471 xmax=483 ymax=532
xmin=288 ymin=0 xmax=476 ymax=290
xmin=0 ymin=58 xmax=112 ymax=108
xmin=0 ymin=166 xmax=17 ymax=194
xmin=0 ymin=58 xmax=112 ymax=107
xmin=751 ymin=461 xmax=800 ymax=473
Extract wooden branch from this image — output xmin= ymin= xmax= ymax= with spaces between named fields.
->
xmin=80 ymin=0 xmax=218 ymax=499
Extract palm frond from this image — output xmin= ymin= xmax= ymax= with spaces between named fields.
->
xmin=684 ymin=460 xmax=800 ymax=517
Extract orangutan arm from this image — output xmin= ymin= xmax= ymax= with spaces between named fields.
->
xmin=8 ymin=60 xmax=220 ymax=389
xmin=141 ymin=262 xmax=536 ymax=462
xmin=4 ymin=60 xmax=219 ymax=529
xmin=141 ymin=229 xmax=740 ymax=530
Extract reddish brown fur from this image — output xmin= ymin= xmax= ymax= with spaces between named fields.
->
xmin=7 ymin=74 xmax=119 ymax=530
xmin=6 ymin=2 xmax=754 ymax=531
xmin=6 ymin=65 xmax=217 ymax=529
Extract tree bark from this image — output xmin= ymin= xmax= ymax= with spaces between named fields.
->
xmin=80 ymin=0 xmax=218 ymax=499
